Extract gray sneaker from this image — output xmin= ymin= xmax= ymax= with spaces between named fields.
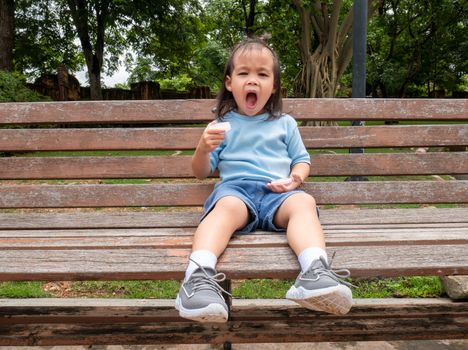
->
xmin=175 ymin=262 xmax=230 ymax=323
xmin=286 ymin=256 xmax=353 ymax=315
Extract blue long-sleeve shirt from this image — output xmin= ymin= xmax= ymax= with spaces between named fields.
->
xmin=210 ymin=111 xmax=310 ymax=184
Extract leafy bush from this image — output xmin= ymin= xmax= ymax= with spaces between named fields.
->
xmin=0 ymin=70 xmax=49 ymax=102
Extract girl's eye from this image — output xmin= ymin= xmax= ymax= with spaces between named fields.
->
xmin=238 ymin=72 xmax=248 ymax=76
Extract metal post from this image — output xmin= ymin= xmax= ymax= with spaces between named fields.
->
xmin=346 ymin=0 xmax=369 ymax=181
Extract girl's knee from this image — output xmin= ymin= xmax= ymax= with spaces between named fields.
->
xmin=214 ymin=196 xmax=248 ymax=214
xmin=289 ymin=192 xmax=317 ymax=210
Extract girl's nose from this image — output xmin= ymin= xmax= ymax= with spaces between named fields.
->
xmin=247 ymin=77 xmax=258 ymax=85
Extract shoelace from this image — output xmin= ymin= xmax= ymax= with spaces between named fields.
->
xmin=301 ymin=253 xmax=356 ymax=288
xmin=188 ymin=258 xmax=232 ymax=297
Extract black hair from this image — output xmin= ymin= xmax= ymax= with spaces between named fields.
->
xmin=214 ymin=37 xmax=283 ymax=120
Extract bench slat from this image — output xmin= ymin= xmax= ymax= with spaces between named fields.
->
xmin=2 ymin=152 xmax=468 ymax=179
xmin=1 ymin=208 xmax=466 ymax=229
xmin=1 ymin=99 xmax=466 ymax=124
xmin=1 ymin=298 xmax=466 ymax=344
xmin=0 ymin=181 xmax=467 ymax=208
xmin=1 ymin=226 xmax=467 ymax=248
xmin=0 ymin=244 xmax=466 ymax=280
xmin=1 ymin=125 xmax=467 ymax=151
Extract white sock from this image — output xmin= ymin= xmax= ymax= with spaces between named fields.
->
xmin=298 ymin=247 xmax=328 ymax=273
xmin=184 ymin=249 xmax=218 ymax=282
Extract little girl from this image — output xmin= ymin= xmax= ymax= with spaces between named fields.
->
xmin=175 ymin=37 xmax=352 ymax=323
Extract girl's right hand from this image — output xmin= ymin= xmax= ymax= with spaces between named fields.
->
xmin=197 ymin=121 xmax=226 ymax=153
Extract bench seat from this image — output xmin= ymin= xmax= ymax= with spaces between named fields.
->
xmin=0 ymin=208 xmax=467 ymax=281
xmin=0 ymin=98 xmax=467 ymax=346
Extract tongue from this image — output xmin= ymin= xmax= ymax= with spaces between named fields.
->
xmin=246 ymin=93 xmax=257 ymax=109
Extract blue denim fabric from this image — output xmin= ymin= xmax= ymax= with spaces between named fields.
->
xmin=200 ymin=180 xmax=318 ymax=234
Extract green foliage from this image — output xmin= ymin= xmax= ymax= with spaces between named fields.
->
xmin=368 ymin=0 xmax=468 ymax=97
xmin=127 ymin=0 xmax=207 ymax=84
xmin=158 ymin=74 xmax=194 ymax=91
xmin=191 ymin=40 xmax=229 ymax=91
xmin=10 ymin=0 xmax=467 ymax=97
xmin=113 ymin=82 xmax=130 ymax=90
xmin=14 ymin=0 xmax=85 ymax=79
xmin=0 ymin=71 xmax=50 ymax=102
xmin=264 ymin=0 xmax=302 ymax=94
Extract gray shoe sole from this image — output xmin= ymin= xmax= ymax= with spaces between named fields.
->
xmin=175 ymin=295 xmax=228 ymax=323
xmin=286 ymin=284 xmax=353 ymax=315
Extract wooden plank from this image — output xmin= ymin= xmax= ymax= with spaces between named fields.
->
xmin=0 ymin=298 xmax=467 ymax=344
xmin=0 ymin=226 xmax=466 ymax=249
xmin=1 ymin=208 xmax=466 ymax=229
xmin=2 ymin=152 xmax=468 ymax=179
xmin=301 ymin=125 xmax=468 ymax=148
xmin=1 ymin=297 xmax=463 ymax=321
xmin=1 ymin=125 xmax=467 ymax=151
xmin=0 ymin=156 xmax=194 ymax=179
xmin=0 ymin=99 xmax=466 ymax=124
xmin=0 ymin=181 xmax=467 ymax=208
xmin=0 ymin=244 xmax=466 ymax=280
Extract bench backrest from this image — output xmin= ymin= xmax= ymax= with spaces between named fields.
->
xmin=0 ymin=98 xmax=467 ymax=209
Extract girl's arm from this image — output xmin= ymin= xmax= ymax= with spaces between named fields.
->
xmin=191 ymin=127 xmax=225 ymax=180
xmin=290 ymin=162 xmax=310 ymax=186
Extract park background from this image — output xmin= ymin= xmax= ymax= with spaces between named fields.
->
xmin=0 ymin=0 xmax=467 ymax=102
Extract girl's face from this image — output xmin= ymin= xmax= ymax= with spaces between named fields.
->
xmin=225 ymin=47 xmax=276 ymax=116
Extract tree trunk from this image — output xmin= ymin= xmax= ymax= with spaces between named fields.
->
xmin=293 ymin=0 xmax=355 ymax=99
xmin=293 ymin=0 xmax=376 ymax=126
xmin=67 ymin=0 xmax=108 ymax=100
xmin=0 ymin=0 xmax=15 ymax=71
xmin=242 ymin=0 xmax=257 ymax=37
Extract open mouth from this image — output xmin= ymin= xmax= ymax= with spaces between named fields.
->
xmin=246 ymin=92 xmax=258 ymax=109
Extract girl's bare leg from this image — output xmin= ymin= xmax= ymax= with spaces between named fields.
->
xmin=273 ymin=192 xmax=324 ymax=255
xmin=192 ymin=196 xmax=249 ymax=257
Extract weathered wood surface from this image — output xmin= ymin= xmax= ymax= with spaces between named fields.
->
xmin=1 ymin=125 xmax=467 ymax=151
xmin=0 ymin=244 xmax=466 ymax=280
xmin=0 ymin=181 xmax=467 ymax=208
xmin=1 ymin=208 xmax=466 ymax=229
xmin=1 ymin=226 xmax=467 ymax=249
xmin=0 ymin=299 xmax=466 ymax=345
xmin=2 ymin=152 xmax=468 ymax=179
xmin=0 ymin=99 xmax=466 ymax=124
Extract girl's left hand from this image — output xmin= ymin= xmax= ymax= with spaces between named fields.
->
xmin=266 ymin=173 xmax=303 ymax=193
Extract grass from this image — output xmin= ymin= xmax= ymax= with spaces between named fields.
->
xmin=0 ymin=282 xmax=51 ymax=298
xmin=0 ymin=276 xmax=445 ymax=299
xmin=70 ymin=280 xmax=180 ymax=298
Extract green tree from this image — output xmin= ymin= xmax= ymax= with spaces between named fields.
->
xmin=126 ymin=1 xmax=204 ymax=82
xmin=14 ymin=0 xmax=83 ymax=79
xmin=368 ymin=0 xmax=467 ymax=97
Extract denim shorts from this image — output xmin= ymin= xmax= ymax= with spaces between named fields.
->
xmin=200 ymin=180 xmax=314 ymax=234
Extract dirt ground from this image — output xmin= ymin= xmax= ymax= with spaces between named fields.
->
xmin=2 ymin=340 xmax=468 ymax=350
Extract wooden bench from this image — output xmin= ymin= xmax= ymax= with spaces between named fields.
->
xmin=0 ymin=98 xmax=467 ymax=346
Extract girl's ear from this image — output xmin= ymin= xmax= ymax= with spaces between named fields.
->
xmin=225 ymin=76 xmax=232 ymax=91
